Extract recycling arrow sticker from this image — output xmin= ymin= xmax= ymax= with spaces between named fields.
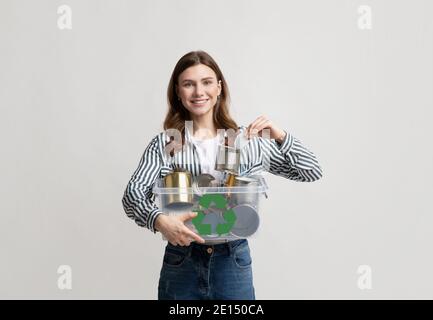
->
xmin=191 ymin=194 xmax=236 ymax=236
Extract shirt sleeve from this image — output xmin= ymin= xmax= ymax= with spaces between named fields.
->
xmin=259 ymin=130 xmax=323 ymax=182
xmin=122 ymin=135 xmax=163 ymax=233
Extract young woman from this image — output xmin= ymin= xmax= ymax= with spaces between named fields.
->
xmin=122 ymin=50 xmax=323 ymax=300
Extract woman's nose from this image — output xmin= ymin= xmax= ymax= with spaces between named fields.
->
xmin=194 ymin=83 xmax=204 ymax=96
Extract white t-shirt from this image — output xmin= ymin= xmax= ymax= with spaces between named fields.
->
xmin=190 ymin=135 xmax=224 ymax=182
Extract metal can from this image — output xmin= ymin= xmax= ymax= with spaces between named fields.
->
xmin=231 ymin=176 xmax=260 ymax=206
xmin=224 ymin=172 xmax=238 ymax=187
xmin=214 ymin=144 xmax=241 ymax=174
xmin=162 ymin=168 xmax=193 ymax=211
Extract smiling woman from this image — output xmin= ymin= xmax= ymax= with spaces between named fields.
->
xmin=122 ymin=50 xmax=323 ymax=300
xmin=177 ymin=70 xmax=220 ymax=112
xmin=164 ymin=51 xmax=238 ymax=144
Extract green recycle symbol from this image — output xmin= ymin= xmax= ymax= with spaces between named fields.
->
xmin=191 ymin=194 xmax=236 ymax=236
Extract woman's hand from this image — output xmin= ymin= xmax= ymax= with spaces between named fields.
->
xmin=246 ymin=115 xmax=287 ymax=143
xmin=155 ymin=212 xmax=205 ymax=246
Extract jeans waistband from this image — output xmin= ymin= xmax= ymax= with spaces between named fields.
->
xmin=192 ymin=239 xmax=247 ymax=256
xmin=166 ymin=239 xmax=247 ymax=257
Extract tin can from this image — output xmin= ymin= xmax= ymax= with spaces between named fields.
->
xmin=162 ymin=168 xmax=193 ymax=211
xmin=231 ymin=176 xmax=260 ymax=206
xmin=214 ymin=144 xmax=241 ymax=174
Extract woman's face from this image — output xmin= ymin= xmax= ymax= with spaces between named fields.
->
xmin=176 ymin=64 xmax=222 ymax=118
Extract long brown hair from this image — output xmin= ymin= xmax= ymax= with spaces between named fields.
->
xmin=164 ymin=51 xmax=238 ymax=145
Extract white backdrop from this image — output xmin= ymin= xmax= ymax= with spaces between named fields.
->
xmin=1 ymin=0 xmax=432 ymax=299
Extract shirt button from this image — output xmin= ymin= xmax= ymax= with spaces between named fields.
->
xmin=207 ymin=248 xmax=213 ymax=254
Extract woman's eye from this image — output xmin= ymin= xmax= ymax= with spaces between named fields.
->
xmin=184 ymin=83 xmax=191 ymax=87
xmin=204 ymin=81 xmax=212 ymax=85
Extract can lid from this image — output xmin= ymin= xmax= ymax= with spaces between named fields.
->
xmin=230 ymin=204 xmax=260 ymax=237
xmin=235 ymin=176 xmax=258 ymax=183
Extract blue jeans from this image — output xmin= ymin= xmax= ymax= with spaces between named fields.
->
xmin=158 ymin=239 xmax=255 ymax=300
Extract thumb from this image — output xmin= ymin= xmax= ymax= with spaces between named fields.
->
xmin=181 ymin=211 xmax=198 ymax=222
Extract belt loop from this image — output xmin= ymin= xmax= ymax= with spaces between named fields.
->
xmin=228 ymin=241 xmax=234 ymax=256
xmin=187 ymin=243 xmax=193 ymax=257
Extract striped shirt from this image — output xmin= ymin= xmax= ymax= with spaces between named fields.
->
xmin=122 ymin=125 xmax=323 ymax=234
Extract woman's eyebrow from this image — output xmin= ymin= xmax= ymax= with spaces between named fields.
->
xmin=181 ymin=77 xmax=214 ymax=83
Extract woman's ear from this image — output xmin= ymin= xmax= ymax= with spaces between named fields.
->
xmin=218 ymin=80 xmax=222 ymax=95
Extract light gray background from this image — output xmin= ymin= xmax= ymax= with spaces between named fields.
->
xmin=1 ymin=0 xmax=432 ymax=299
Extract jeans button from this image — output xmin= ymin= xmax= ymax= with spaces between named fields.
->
xmin=207 ymin=247 xmax=213 ymax=254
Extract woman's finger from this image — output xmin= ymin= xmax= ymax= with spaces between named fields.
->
xmin=249 ymin=116 xmax=269 ymax=135
xmin=247 ymin=120 xmax=261 ymax=138
xmin=253 ymin=118 xmax=269 ymax=132
xmin=180 ymin=211 xmax=198 ymax=222
xmin=247 ymin=116 xmax=265 ymax=135
xmin=249 ymin=118 xmax=269 ymax=138
xmin=255 ymin=120 xmax=272 ymax=137
xmin=187 ymin=230 xmax=205 ymax=244
xmin=179 ymin=239 xmax=189 ymax=246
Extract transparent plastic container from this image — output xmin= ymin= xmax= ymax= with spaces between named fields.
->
xmin=153 ymin=175 xmax=268 ymax=241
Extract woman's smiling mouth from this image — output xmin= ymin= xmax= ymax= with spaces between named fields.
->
xmin=191 ymin=99 xmax=209 ymax=106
